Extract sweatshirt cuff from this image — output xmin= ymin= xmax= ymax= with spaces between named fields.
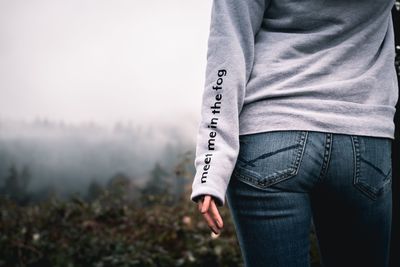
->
xmin=190 ymin=186 xmax=226 ymax=207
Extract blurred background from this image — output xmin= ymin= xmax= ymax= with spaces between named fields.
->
xmin=0 ymin=0 xmax=210 ymax=201
xmin=0 ymin=1 xmax=399 ymax=266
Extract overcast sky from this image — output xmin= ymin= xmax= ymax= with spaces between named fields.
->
xmin=0 ymin=0 xmax=212 ymax=126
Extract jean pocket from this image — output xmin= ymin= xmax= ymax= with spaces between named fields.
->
xmin=232 ymin=130 xmax=308 ymax=190
xmin=351 ymin=135 xmax=393 ymax=201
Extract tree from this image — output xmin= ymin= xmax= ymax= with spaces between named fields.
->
xmin=140 ymin=162 xmax=172 ymax=206
xmin=3 ymin=163 xmax=20 ymax=200
xmin=87 ymin=179 xmax=105 ymax=201
xmin=2 ymin=163 xmax=32 ymax=205
xmin=106 ymin=172 xmax=132 ymax=202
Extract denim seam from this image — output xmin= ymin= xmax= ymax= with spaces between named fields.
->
xmin=317 ymin=133 xmax=333 ymax=182
xmin=352 ymin=135 xmax=376 ymax=200
xmin=350 ymin=135 xmax=388 ymax=201
xmin=295 ymin=131 xmax=309 ymax=176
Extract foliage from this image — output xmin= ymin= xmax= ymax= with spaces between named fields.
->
xmin=0 ymin=191 xmax=235 ymax=267
xmin=0 ymin=186 xmax=322 ymax=267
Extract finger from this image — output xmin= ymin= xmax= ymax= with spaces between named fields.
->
xmin=202 ymin=210 xmax=220 ymax=234
xmin=201 ymin=195 xmax=211 ymax=213
xmin=197 ymin=195 xmax=206 ymax=212
xmin=197 ymin=197 xmax=203 ymax=212
xmin=210 ymin=200 xmax=224 ymax=229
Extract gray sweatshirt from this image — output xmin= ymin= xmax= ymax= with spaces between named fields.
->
xmin=190 ymin=0 xmax=399 ymax=207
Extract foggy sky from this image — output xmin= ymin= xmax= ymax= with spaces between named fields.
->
xmin=0 ymin=0 xmax=211 ymax=126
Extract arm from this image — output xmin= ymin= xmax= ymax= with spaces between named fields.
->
xmin=190 ymin=0 xmax=268 ymax=207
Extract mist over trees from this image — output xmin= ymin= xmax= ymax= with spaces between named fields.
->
xmin=0 ymin=118 xmax=197 ymax=204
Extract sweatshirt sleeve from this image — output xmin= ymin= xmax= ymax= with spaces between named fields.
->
xmin=190 ymin=0 xmax=268 ymax=207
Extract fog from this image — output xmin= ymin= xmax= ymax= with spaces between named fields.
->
xmin=0 ymin=117 xmax=197 ymax=197
xmin=0 ymin=0 xmax=213 ymax=198
xmin=0 ymin=0 xmax=211 ymax=124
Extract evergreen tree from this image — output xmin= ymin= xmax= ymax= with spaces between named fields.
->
xmin=3 ymin=163 xmax=19 ymax=201
xmin=87 ymin=179 xmax=104 ymax=201
xmin=143 ymin=162 xmax=170 ymax=196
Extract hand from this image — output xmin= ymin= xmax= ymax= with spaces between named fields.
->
xmin=197 ymin=195 xmax=224 ymax=235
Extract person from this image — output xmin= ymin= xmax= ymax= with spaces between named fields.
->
xmin=190 ymin=0 xmax=399 ymax=266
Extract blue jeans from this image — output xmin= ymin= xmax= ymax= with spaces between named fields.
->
xmin=226 ymin=130 xmax=393 ymax=267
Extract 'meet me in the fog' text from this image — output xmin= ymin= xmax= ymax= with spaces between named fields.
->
xmin=201 ymin=69 xmax=227 ymax=184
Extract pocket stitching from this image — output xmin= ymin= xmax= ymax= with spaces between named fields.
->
xmin=234 ymin=131 xmax=308 ymax=189
xmin=351 ymin=135 xmax=392 ymax=201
